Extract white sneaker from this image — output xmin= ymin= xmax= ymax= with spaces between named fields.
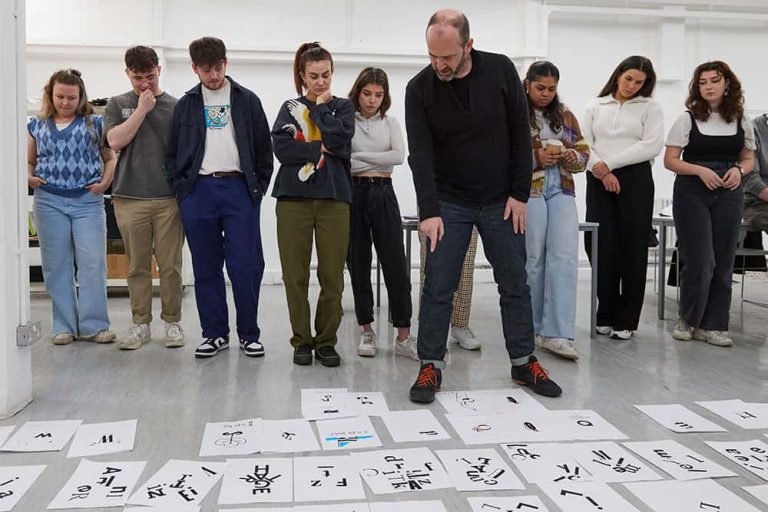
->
xmin=165 ymin=322 xmax=185 ymax=348
xmin=52 ymin=333 xmax=74 ymax=345
xmin=609 ymin=329 xmax=632 ymax=340
xmin=540 ymin=337 xmax=579 ymax=360
xmin=534 ymin=334 xmax=544 ymax=348
xmin=394 ymin=334 xmax=419 ymax=361
xmin=118 ymin=324 xmax=151 ymax=350
xmin=358 ymin=331 xmax=377 ymax=357
xmin=450 ymin=326 xmax=482 ymax=350
xmin=672 ymin=318 xmax=693 ymax=341
xmin=80 ymin=329 xmax=117 ymax=343
xmin=596 ymin=325 xmax=612 ymax=335
xmin=693 ymin=328 xmax=732 ymax=347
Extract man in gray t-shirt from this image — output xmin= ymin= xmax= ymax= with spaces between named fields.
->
xmin=104 ymin=45 xmax=185 ymax=351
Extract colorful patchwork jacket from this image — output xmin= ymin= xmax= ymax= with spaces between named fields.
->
xmin=529 ymin=108 xmax=589 ymax=197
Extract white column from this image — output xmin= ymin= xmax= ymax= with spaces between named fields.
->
xmin=0 ymin=0 xmax=32 ymax=418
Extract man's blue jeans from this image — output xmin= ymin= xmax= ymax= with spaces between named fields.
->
xmin=418 ymin=201 xmax=535 ymax=367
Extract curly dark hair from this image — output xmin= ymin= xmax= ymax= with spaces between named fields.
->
xmin=525 ymin=61 xmax=563 ymax=133
xmin=686 ymin=61 xmax=744 ymax=124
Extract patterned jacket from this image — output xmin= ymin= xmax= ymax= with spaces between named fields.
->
xmin=529 ymin=108 xmax=589 ymax=197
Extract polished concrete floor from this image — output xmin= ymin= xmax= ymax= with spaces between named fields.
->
xmin=3 ymin=275 xmax=768 ymax=511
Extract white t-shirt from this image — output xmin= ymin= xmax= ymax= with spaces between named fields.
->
xmin=665 ymin=111 xmax=756 ymax=150
xmin=199 ymin=79 xmax=242 ymax=175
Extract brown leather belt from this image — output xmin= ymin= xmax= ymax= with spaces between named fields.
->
xmin=210 ymin=171 xmax=243 ymax=178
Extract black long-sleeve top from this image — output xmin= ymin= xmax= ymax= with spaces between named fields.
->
xmin=405 ymin=49 xmax=533 ymax=220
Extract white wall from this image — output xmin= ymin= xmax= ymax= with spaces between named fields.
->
xmin=24 ymin=0 xmax=768 ymax=280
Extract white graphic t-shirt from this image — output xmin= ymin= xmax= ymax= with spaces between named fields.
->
xmin=199 ymin=79 xmax=241 ymax=175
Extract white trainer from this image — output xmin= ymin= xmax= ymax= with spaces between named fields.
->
xmin=358 ymin=331 xmax=377 ymax=357
xmin=450 ymin=326 xmax=482 ymax=350
xmin=394 ymin=334 xmax=419 ymax=361
xmin=118 ymin=324 xmax=150 ymax=350
xmin=165 ymin=322 xmax=185 ymax=348
xmin=693 ymin=328 xmax=732 ymax=347
xmin=540 ymin=337 xmax=579 ymax=360
xmin=596 ymin=325 xmax=612 ymax=335
xmin=672 ymin=318 xmax=693 ymax=341
xmin=609 ymin=329 xmax=632 ymax=340
xmin=80 ymin=329 xmax=116 ymax=344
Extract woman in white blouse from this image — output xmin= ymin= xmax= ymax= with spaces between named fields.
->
xmin=346 ymin=67 xmax=417 ymax=359
xmin=664 ymin=61 xmax=755 ymax=347
xmin=583 ymin=56 xmax=664 ymax=340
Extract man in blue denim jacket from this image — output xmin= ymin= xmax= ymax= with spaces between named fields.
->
xmin=166 ymin=37 xmax=273 ymax=359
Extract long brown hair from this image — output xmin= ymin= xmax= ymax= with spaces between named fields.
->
xmin=348 ymin=67 xmax=392 ymax=116
xmin=293 ymin=42 xmax=333 ymax=96
xmin=598 ymin=56 xmax=656 ymax=99
xmin=686 ymin=61 xmax=744 ymax=123
xmin=39 ymin=69 xmax=93 ymax=119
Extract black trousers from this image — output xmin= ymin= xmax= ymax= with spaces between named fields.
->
xmin=673 ymin=162 xmax=743 ymax=331
xmin=585 ymin=162 xmax=654 ymax=331
xmin=347 ymin=177 xmax=412 ymax=328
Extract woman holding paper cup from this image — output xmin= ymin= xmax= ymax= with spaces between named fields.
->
xmin=582 ymin=56 xmax=664 ymax=340
xmin=664 ymin=61 xmax=755 ymax=347
xmin=524 ymin=61 xmax=589 ymax=360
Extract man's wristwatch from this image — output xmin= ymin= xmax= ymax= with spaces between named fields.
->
xmin=735 ymin=163 xmax=744 ymax=175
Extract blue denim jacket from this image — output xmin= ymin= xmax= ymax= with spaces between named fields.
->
xmin=165 ymin=76 xmax=274 ymax=204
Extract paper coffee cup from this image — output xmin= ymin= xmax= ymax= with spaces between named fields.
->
xmin=544 ymin=140 xmax=563 ymax=155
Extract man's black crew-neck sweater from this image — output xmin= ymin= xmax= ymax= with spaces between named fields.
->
xmin=405 ymin=49 xmax=533 ymax=220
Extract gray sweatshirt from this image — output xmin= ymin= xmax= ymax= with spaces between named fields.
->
xmin=744 ymin=113 xmax=768 ymax=199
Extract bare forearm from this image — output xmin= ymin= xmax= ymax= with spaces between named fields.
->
xmin=106 ymin=110 xmax=147 ymax=150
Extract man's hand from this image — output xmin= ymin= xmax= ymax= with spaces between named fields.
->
xmin=28 ymin=175 xmax=46 ymax=189
xmin=136 ymin=89 xmax=156 ymax=115
xmin=85 ymin=180 xmax=110 ymax=195
xmin=420 ymin=217 xmax=444 ymax=252
xmin=503 ymin=196 xmax=526 ymax=234
xmin=601 ymin=173 xmax=621 ymax=194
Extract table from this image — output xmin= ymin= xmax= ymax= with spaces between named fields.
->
xmin=376 ymin=217 xmax=599 ymax=339
xmin=654 ymin=216 xmax=768 ymax=320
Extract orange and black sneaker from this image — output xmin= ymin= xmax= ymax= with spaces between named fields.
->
xmin=511 ymin=356 xmax=562 ymax=397
xmin=409 ymin=362 xmax=442 ymax=403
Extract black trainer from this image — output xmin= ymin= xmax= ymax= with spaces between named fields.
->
xmin=315 ymin=346 xmax=341 ymax=367
xmin=409 ymin=363 xmax=442 ymax=403
xmin=511 ymin=355 xmax=562 ymax=397
xmin=240 ymin=339 xmax=265 ymax=358
xmin=293 ymin=345 xmax=313 ymax=365
xmin=195 ymin=336 xmax=229 ymax=358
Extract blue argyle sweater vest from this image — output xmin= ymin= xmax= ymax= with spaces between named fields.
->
xmin=28 ymin=115 xmax=103 ymax=191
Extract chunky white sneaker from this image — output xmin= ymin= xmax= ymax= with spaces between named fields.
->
xmin=693 ymin=328 xmax=732 ymax=347
xmin=80 ymin=329 xmax=116 ymax=343
xmin=357 ymin=331 xmax=377 ymax=357
xmin=394 ymin=334 xmax=419 ymax=361
xmin=672 ymin=318 xmax=693 ymax=341
xmin=596 ymin=325 xmax=612 ymax=335
xmin=165 ymin=322 xmax=185 ymax=348
xmin=52 ymin=333 xmax=74 ymax=345
xmin=118 ymin=323 xmax=151 ymax=350
xmin=450 ymin=326 xmax=482 ymax=350
xmin=534 ymin=334 xmax=544 ymax=348
xmin=609 ymin=329 xmax=632 ymax=340
xmin=540 ymin=337 xmax=579 ymax=360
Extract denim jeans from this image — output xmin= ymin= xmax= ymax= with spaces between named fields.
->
xmin=673 ymin=161 xmax=743 ymax=330
xmin=418 ymin=201 xmax=534 ymax=367
xmin=33 ymin=188 xmax=110 ymax=337
xmin=526 ymin=167 xmax=578 ymax=340
xmin=179 ymin=176 xmax=264 ymax=342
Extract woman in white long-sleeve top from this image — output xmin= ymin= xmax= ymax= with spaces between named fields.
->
xmin=582 ymin=55 xmax=665 ymax=340
xmin=346 ymin=67 xmax=417 ymax=360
